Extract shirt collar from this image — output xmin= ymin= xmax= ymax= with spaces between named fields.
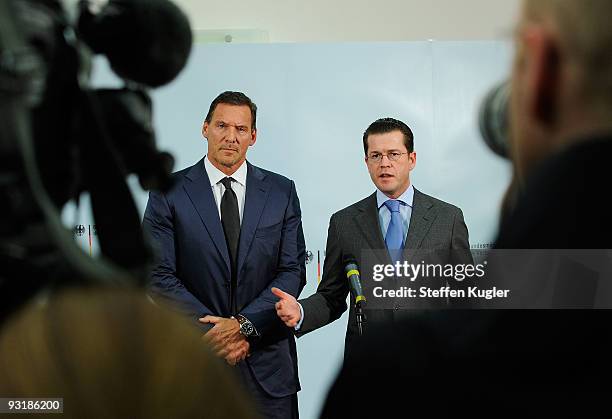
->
xmin=377 ymin=184 xmax=414 ymax=209
xmin=204 ymin=155 xmax=248 ymax=188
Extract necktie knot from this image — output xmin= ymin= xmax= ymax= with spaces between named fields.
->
xmin=220 ymin=177 xmax=234 ymax=190
xmin=384 ymin=199 xmax=401 ymax=213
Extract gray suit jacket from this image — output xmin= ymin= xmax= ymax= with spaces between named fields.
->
xmin=297 ymin=188 xmax=471 ymax=353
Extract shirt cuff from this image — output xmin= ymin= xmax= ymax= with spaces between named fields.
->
xmin=294 ymin=302 xmax=305 ymax=331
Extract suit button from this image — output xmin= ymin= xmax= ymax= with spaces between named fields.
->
xmin=394 ymin=304 xmax=399 ymax=310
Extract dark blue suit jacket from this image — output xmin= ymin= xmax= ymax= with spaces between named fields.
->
xmin=143 ymin=158 xmax=306 ymax=397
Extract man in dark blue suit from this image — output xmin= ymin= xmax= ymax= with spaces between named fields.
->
xmin=143 ymin=91 xmax=305 ymax=419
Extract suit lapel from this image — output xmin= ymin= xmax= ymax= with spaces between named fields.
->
xmin=404 ymin=188 xmax=437 ymax=254
xmin=236 ymin=163 xmax=270 ymax=280
xmin=183 ymin=159 xmax=231 ymax=274
xmin=355 ymin=193 xmax=389 ymax=264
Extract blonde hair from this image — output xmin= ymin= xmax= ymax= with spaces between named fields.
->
xmin=526 ymin=0 xmax=612 ymax=111
xmin=0 ymin=289 xmax=256 ymax=419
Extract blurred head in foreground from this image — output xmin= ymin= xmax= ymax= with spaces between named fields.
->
xmin=0 ymin=289 xmax=256 ymax=419
xmin=510 ymin=0 xmax=612 ymax=182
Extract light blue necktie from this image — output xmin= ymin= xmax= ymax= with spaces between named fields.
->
xmin=384 ymin=200 xmax=404 ymax=263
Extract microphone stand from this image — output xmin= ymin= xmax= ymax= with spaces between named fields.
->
xmin=355 ymin=300 xmax=366 ymax=337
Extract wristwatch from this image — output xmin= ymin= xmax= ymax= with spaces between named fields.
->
xmin=236 ymin=314 xmax=258 ymax=337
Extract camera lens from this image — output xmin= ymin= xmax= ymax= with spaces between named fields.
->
xmin=479 ymin=80 xmax=510 ymax=159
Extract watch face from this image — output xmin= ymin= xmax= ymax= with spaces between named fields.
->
xmin=242 ymin=323 xmax=254 ymax=336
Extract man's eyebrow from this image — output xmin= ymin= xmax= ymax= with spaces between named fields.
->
xmin=214 ymin=120 xmax=246 ymax=126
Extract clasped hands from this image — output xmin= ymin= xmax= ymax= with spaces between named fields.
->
xmin=199 ymin=315 xmax=249 ymax=366
xmin=201 ymin=287 xmax=301 ymax=365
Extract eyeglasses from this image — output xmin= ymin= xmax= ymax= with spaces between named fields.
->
xmin=367 ymin=151 xmax=410 ymax=163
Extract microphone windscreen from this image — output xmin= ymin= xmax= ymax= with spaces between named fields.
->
xmin=78 ymin=0 xmax=192 ymax=87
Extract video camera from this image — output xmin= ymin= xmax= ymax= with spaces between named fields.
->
xmin=0 ymin=0 xmax=192 ymax=322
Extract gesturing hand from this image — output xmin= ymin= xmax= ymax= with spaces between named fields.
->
xmin=272 ymin=287 xmax=301 ymax=328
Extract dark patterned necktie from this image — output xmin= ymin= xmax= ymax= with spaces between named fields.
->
xmin=220 ymin=177 xmax=240 ymax=313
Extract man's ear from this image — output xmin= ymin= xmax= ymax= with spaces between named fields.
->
xmin=249 ymin=129 xmax=257 ymax=146
xmin=202 ymin=121 xmax=209 ymax=139
xmin=523 ymin=27 xmax=561 ymax=126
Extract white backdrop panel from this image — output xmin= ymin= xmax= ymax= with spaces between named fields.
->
xmin=64 ymin=41 xmax=513 ymax=419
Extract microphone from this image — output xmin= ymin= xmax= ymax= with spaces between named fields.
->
xmin=345 ymin=261 xmax=366 ymax=308
xmin=345 ymin=260 xmax=366 ymax=336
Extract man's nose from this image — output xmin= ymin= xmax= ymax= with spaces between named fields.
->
xmin=380 ymin=155 xmax=392 ymax=167
xmin=225 ymin=126 xmax=239 ymax=142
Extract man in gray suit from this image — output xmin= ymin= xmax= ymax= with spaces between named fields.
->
xmin=272 ymin=118 xmax=471 ymax=352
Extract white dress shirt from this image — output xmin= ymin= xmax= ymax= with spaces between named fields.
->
xmin=204 ymin=155 xmax=247 ymax=224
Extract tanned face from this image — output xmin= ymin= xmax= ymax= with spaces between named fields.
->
xmin=202 ymin=103 xmax=257 ymax=175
